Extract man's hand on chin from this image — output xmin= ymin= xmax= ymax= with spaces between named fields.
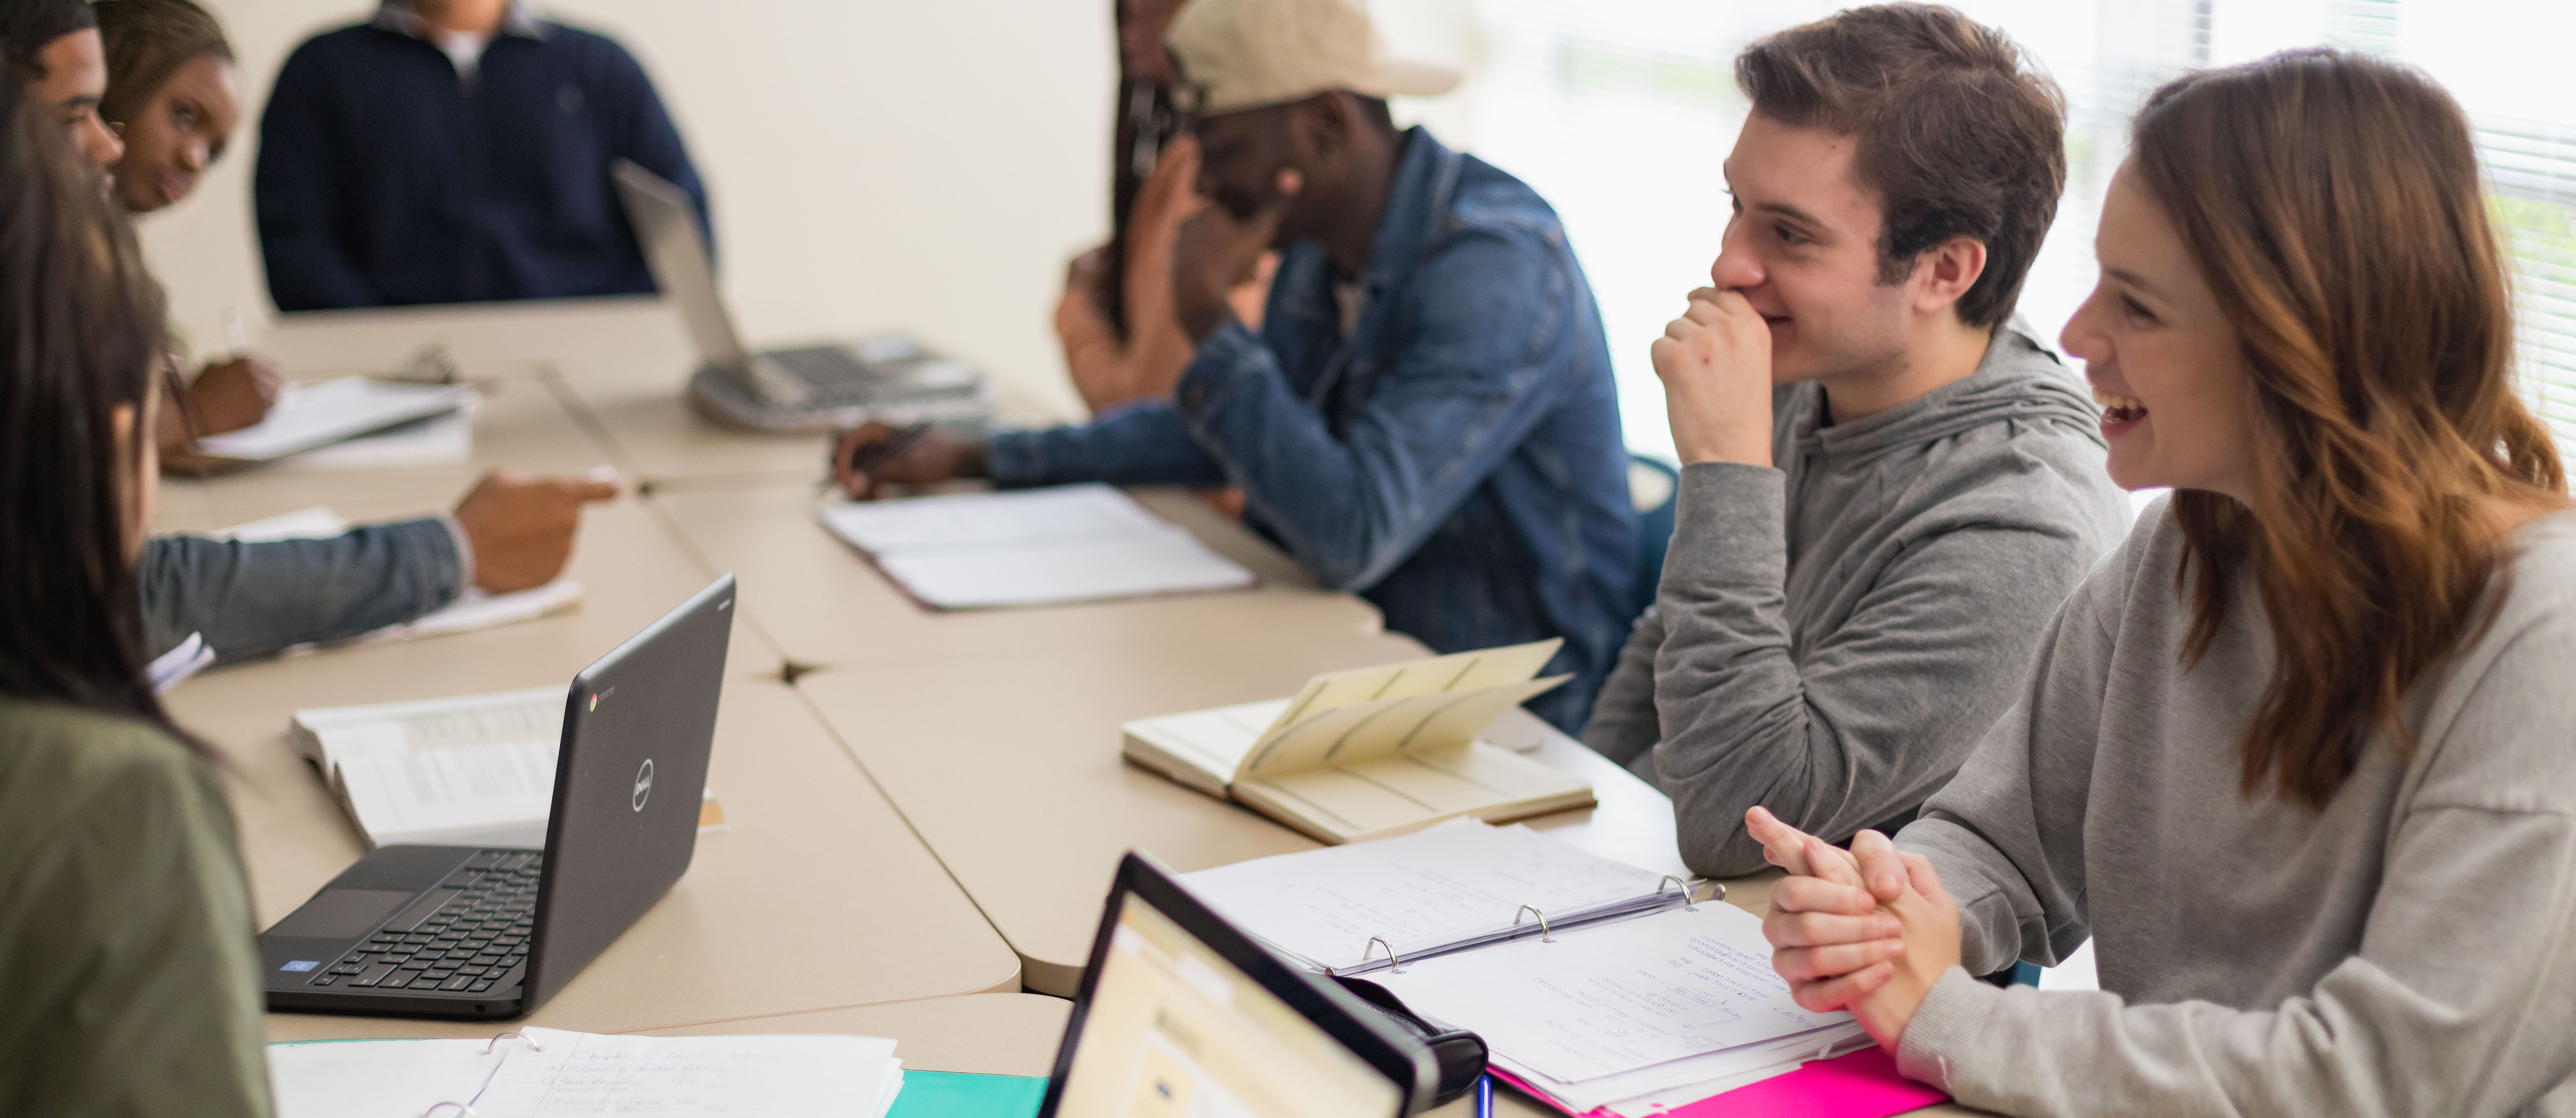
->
xmin=1172 ymin=170 xmax=1298 ymax=344
xmin=1652 ymin=287 xmax=1776 ymax=468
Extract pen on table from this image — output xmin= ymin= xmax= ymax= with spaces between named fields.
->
xmin=820 ymin=422 xmax=932 ymax=494
xmin=1477 ymin=1073 xmax=1493 ymax=1118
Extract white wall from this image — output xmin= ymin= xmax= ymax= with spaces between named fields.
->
xmin=148 ymin=0 xmax=1130 ymax=417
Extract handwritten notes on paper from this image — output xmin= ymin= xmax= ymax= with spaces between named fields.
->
xmin=1373 ymin=901 xmax=1847 ymax=1084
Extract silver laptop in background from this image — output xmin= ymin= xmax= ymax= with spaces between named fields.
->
xmin=612 ymin=159 xmax=989 ymax=432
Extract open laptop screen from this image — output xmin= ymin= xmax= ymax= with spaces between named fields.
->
xmin=1049 ymin=888 xmax=1407 ymax=1118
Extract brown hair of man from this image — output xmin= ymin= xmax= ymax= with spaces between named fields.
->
xmin=2139 ymin=50 xmax=2565 ymax=808
xmin=1735 ymin=3 xmax=2066 ymax=330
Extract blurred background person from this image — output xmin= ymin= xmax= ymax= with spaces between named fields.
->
xmin=253 ymin=0 xmax=708 ymax=310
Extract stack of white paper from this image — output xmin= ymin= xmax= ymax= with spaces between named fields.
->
xmin=269 ymin=1026 xmax=905 ymax=1118
xmin=818 ymin=483 xmax=1254 ymax=609
xmin=193 ymin=377 xmax=476 ymax=462
xmin=265 ymin=398 xmax=480 ymax=471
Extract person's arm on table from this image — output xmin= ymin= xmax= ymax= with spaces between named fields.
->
xmin=155 ymin=358 xmax=283 ymax=455
xmin=1166 ymin=231 xmax=1579 ymax=591
xmin=252 ymin=43 xmax=380 ymax=310
xmin=1645 ymin=288 xmax=2105 ymax=877
xmin=140 ymin=472 xmax=615 ymax=663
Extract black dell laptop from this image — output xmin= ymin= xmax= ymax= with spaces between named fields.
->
xmin=260 ymin=575 xmax=737 ymax=1019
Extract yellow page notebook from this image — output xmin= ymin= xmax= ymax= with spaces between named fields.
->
xmin=1121 ymin=640 xmax=1595 ymax=843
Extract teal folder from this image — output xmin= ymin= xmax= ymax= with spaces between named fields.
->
xmin=886 ymin=1070 xmax=1049 ymax=1118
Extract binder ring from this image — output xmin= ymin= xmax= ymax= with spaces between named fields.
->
xmin=1513 ymin=905 xmax=1555 ymax=943
xmin=1360 ymin=936 xmax=1405 ymax=973
xmin=480 ymin=1031 xmax=544 ymax=1056
xmin=1657 ymin=875 xmax=1701 ymax=911
xmin=422 ymin=1105 xmax=481 ymax=1118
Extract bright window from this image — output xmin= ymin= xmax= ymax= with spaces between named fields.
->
xmin=1385 ymin=0 xmax=2576 ymax=460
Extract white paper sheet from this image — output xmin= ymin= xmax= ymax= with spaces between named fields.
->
xmin=269 ymin=1029 xmax=905 ymax=1118
xmin=1372 ymin=901 xmax=1850 ymax=1085
xmin=263 ymin=398 xmax=479 ymax=471
xmin=193 ymin=377 xmax=474 ymax=461
xmin=1180 ymin=819 xmax=1671 ymax=971
xmin=475 ymin=1028 xmax=902 ymax=1116
xmin=146 ymin=631 xmax=214 ymax=693
xmin=819 ymin=484 xmax=1254 ymax=609
xmin=269 ymin=1038 xmax=507 ymax=1118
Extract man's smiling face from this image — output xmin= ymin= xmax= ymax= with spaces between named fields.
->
xmin=1709 ymin=113 xmax=1916 ymax=386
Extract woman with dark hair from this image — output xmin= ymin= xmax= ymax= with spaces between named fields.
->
xmin=1742 ymin=50 xmax=2576 ymax=1115
xmin=92 ymin=0 xmax=279 ymax=451
xmin=98 ymin=0 xmax=236 ymax=216
xmin=0 ymin=77 xmax=271 ymax=1117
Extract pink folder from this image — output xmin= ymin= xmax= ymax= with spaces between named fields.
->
xmin=1495 ymin=1047 xmax=1950 ymax=1118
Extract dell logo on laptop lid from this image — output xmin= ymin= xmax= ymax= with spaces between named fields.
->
xmin=632 ymin=758 xmax=655 ymax=812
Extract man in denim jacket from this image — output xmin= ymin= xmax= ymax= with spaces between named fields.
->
xmin=833 ymin=0 xmax=1635 ymax=729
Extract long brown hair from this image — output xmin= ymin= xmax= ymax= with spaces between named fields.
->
xmin=2132 ymin=49 xmax=2566 ymax=807
xmin=0 ymin=69 xmax=186 ymax=739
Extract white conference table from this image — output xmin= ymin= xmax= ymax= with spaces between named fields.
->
xmin=213 ymin=297 xmax=1975 ymax=1114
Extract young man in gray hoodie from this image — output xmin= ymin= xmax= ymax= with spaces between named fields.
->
xmin=1582 ymin=5 xmax=2132 ymax=878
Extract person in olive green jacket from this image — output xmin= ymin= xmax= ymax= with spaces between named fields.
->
xmin=0 ymin=74 xmax=271 ymax=1118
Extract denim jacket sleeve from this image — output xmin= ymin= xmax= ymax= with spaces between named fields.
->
xmin=1168 ymin=227 xmax=1575 ymax=591
xmin=139 ymin=516 xmax=470 ymax=665
xmin=986 ymin=399 xmax=1232 ymax=488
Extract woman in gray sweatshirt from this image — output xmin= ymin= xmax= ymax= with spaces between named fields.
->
xmin=1747 ymin=51 xmax=2576 ymax=1116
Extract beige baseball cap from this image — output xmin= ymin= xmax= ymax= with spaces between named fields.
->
xmin=1166 ymin=0 xmax=1460 ymax=118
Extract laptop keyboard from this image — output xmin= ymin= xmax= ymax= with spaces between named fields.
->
xmin=768 ymin=345 xmax=877 ymax=389
xmin=306 ymin=850 xmax=542 ymax=995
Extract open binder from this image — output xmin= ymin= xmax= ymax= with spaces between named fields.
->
xmin=1178 ymin=818 xmax=1713 ymax=976
xmin=1179 ymin=821 xmax=1865 ymax=1116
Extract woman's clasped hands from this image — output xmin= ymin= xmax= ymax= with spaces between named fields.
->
xmin=1748 ymin=806 xmax=1965 ymax=1051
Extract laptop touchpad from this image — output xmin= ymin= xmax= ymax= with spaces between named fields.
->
xmin=268 ymin=888 xmax=415 ymax=940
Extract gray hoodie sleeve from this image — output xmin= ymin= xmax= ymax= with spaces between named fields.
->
xmin=140 ymin=517 xmax=470 ymax=665
xmin=1638 ymin=461 xmax=2109 ymax=878
xmin=1893 ymin=529 xmax=2576 ymax=1118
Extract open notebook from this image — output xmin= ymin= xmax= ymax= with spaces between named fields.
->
xmin=1182 ymin=820 xmax=1869 ymax=1116
xmin=1121 ymin=640 xmax=1594 ymax=844
xmin=289 ymin=689 xmax=726 ymax=848
xmin=818 ymin=483 xmax=1254 ymax=609
xmin=268 ymin=1027 xmax=902 ymax=1118
xmin=193 ymin=376 xmax=476 ymax=463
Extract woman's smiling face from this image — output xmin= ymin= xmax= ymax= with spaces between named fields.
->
xmin=111 ymin=52 xmax=238 ymax=215
xmin=2060 ymin=165 xmax=2263 ymax=502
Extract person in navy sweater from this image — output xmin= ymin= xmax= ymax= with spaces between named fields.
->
xmin=254 ymin=0 xmax=708 ymax=310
